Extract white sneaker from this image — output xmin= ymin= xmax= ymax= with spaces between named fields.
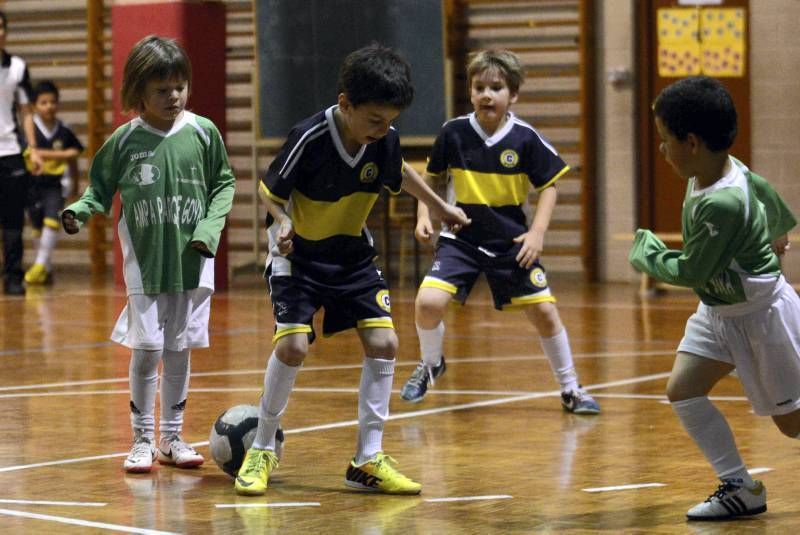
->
xmin=157 ymin=434 xmax=204 ymax=468
xmin=686 ymin=480 xmax=767 ymax=520
xmin=124 ymin=431 xmax=157 ymax=473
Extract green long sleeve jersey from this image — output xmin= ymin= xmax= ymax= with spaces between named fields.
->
xmin=66 ymin=112 xmax=236 ymax=294
xmin=629 ymin=157 xmax=796 ymax=307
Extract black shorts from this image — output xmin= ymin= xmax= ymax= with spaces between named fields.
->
xmin=27 ymin=175 xmax=64 ymax=231
xmin=267 ymin=257 xmax=394 ymax=344
xmin=419 ymin=236 xmax=555 ymax=310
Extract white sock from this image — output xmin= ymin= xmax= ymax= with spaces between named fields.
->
xmin=417 ymin=322 xmax=444 ymax=367
xmin=35 ymin=226 xmax=57 ymax=269
xmin=129 ymin=349 xmax=162 ymax=439
xmin=672 ymin=397 xmax=754 ymax=487
xmin=540 ymin=329 xmax=579 ymax=392
xmin=355 ymin=357 xmax=394 ymax=464
xmin=159 ymin=349 xmax=190 ymax=438
xmin=253 ymin=352 xmax=299 ymax=450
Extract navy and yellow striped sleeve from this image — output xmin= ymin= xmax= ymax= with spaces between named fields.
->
xmin=524 ymin=129 xmax=569 ymax=191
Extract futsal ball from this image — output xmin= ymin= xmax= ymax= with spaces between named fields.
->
xmin=209 ymin=404 xmax=284 ymax=478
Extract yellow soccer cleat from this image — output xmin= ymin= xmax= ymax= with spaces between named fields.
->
xmin=24 ymin=263 xmax=48 ymax=285
xmin=345 ymin=452 xmax=421 ymax=495
xmin=235 ymin=448 xmax=279 ymax=496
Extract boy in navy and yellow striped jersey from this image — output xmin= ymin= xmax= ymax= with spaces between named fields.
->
xmin=400 ymin=50 xmax=600 ymax=415
xmin=235 ymin=43 xmax=469 ymax=496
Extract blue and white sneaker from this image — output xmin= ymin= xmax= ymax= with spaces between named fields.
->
xmin=561 ymin=386 xmax=601 ymax=414
xmin=400 ymin=357 xmax=446 ymax=402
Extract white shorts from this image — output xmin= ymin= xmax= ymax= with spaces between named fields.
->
xmin=678 ymin=280 xmax=800 ymax=416
xmin=111 ymin=288 xmax=212 ymax=351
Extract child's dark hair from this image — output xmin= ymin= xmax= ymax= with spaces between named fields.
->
xmin=653 ymin=76 xmax=737 ymax=152
xmin=121 ymin=35 xmax=192 ymax=113
xmin=33 ymin=80 xmax=59 ymax=102
xmin=0 ymin=11 xmax=7 ymax=31
xmin=467 ymin=50 xmax=524 ymax=94
xmin=337 ymin=43 xmax=414 ymax=109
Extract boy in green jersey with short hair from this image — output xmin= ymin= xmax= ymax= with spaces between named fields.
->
xmin=629 ymin=76 xmax=800 ymax=521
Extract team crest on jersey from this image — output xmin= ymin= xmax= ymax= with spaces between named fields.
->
xmin=52 ymin=140 xmax=63 ymax=150
xmin=529 ymin=267 xmax=547 ymax=288
xmin=500 ymin=149 xmax=519 ymax=168
xmin=375 ymin=289 xmax=391 ymax=312
xmin=129 ymin=164 xmax=161 ymax=186
xmin=360 ymin=162 xmax=379 ymax=183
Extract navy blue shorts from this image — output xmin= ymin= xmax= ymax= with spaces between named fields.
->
xmin=27 ymin=175 xmax=64 ymax=232
xmin=419 ymin=236 xmax=555 ymax=310
xmin=267 ymin=257 xmax=394 ymax=344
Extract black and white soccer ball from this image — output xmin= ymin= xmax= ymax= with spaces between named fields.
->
xmin=209 ymin=404 xmax=284 ymax=478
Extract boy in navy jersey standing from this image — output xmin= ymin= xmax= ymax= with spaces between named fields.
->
xmin=235 ymin=43 xmax=469 ymax=496
xmin=399 ymin=50 xmax=600 ymax=415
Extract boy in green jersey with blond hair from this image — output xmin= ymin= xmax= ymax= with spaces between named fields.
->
xmin=630 ymin=76 xmax=800 ymax=521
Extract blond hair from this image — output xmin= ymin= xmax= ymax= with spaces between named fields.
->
xmin=467 ymin=49 xmax=523 ymax=93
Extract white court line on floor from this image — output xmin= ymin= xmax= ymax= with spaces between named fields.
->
xmin=0 ymin=349 xmax=676 ymax=393
xmin=424 ymin=495 xmax=512 ymax=503
xmin=582 ymin=483 xmax=666 ymax=493
xmin=215 ymin=502 xmax=321 ymax=508
xmin=0 ymin=499 xmax=106 ymax=507
xmin=0 ymin=508 xmax=178 ymax=535
xmin=748 ymin=467 xmax=773 ymax=475
xmin=593 ymin=393 xmax=749 ymax=402
xmin=0 ymin=371 xmax=672 ymax=474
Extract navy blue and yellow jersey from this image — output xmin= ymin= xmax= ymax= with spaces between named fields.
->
xmin=261 ymin=105 xmax=403 ymax=267
xmin=26 ymin=115 xmax=84 ymax=179
xmin=428 ymin=112 xmax=569 ymax=253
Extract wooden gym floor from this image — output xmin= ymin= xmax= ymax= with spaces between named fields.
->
xmin=0 ymin=270 xmax=798 ymax=534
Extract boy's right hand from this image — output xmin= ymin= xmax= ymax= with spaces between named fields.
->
xmin=61 ymin=211 xmax=79 ymax=234
xmin=277 ymin=217 xmax=295 ymax=255
xmin=415 ymin=216 xmax=435 ymax=243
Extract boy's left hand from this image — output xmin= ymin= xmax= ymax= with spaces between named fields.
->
xmin=513 ymin=229 xmax=544 ymax=269
xmin=191 ymin=240 xmax=213 ymax=257
xmin=772 ymin=234 xmax=790 ymax=257
xmin=28 ymin=148 xmax=44 ymax=175
xmin=439 ymin=205 xmax=471 ymax=233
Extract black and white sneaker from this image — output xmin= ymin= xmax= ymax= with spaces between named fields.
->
xmin=399 ymin=357 xmax=446 ymax=402
xmin=560 ymin=386 xmax=601 ymax=414
xmin=686 ymin=479 xmax=767 ymax=520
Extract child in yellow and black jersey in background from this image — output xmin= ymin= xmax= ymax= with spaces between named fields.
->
xmin=400 ymin=50 xmax=600 ymax=416
xmin=24 ymin=80 xmax=83 ymax=285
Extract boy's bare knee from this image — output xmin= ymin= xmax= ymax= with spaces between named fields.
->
xmin=772 ymin=410 xmax=800 ymax=438
xmin=362 ymin=329 xmax=398 ymax=358
xmin=415 ymin=296 xmax=446 ymax=326
xmin=524 ymin=302 xmax=563 ymax=337
xmin=275 ymin=338 xmax=307 ymax=366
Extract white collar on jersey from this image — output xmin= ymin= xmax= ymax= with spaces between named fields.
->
xmin=133 ymin=111 xmax=192 ymax=137
xmin=33 ymin=114 xmax=60 ymax=141
xmin=325 ymin=105 xmax=367 ymax=168
xmin=469 ymin=111 xmax=516 ymax=147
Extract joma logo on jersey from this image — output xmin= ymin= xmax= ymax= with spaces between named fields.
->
xmin=130 ymin=150 xmax=155 ymax=162
xmin=530 ymin=267 xmax=547 ymax=288
xmin=375 ymin=289 xmax=391 ymax=312
xmin=360 ymin=162 xmax=378 ymax=183
xmin=500 ymin=149 xmax=519 ymax=168
xmin=129 ymin=164 xmax=161 ymax=186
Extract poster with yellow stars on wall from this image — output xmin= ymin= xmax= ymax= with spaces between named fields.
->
xmin=657 ymin=7 xmax=746 ymax=77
